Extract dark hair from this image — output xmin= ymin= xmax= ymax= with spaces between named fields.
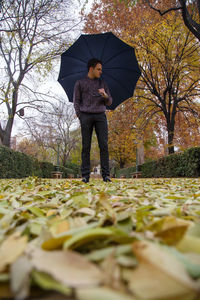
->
xmin=87 ymin=58 xmax=102 ymax=71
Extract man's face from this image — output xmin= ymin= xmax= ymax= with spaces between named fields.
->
xmin=92 ymin=63 xmax=102 ymax=78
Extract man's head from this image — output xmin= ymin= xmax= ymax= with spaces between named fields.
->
xmin=87 ymin=58 xmax=102 ymax=79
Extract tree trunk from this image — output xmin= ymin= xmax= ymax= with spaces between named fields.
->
xmin=120 ymin=160 xmax=125 ymax=169
xmin=1 ymin=117 xmax=14 ymax=148
xmin=1 ymin=88 xmax=18 ymax=148
xmin=167 ymin=127 xmax=175 ymax=154
xmin=137 ymin=142 xmax=145 ymax=165
xmin=179 ymin=0 xmax=200 ymax=42
xmin=62 ymin=151 xmax=68 ymax=166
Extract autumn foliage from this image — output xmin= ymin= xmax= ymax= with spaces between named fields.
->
xmin=83 ymin=0 xmax=200 ymax=164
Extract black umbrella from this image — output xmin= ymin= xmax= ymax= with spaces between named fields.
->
xmin=58 ymin=32 xmax=141 ymax=110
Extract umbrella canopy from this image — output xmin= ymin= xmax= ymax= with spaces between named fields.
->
xmin=58 ymin=32 xmax=141 ymax=110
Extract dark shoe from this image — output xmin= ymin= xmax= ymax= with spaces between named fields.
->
xmin=82 ymin=177 xmax=89 ymax=183
xmin=103 ymin=176 xmax=112 ymax=182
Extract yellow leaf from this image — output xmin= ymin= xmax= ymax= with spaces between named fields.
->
xmin=0 ymin=233 xmax=27 ymax=272
xmin=46 ymin=210 xmax=57 ymax=217
xmin=54 ymin=220 xmax=70 ymax=235
xmin=64 ymin=181 xmax=70 ymax=188
xmin=99 ymin=192 xmax=117 ymax=224
xmin=127 ymin=240 xmax=199 ymax=300
xmin=155 ymin=225 xmax=188 ymax=245
xmin=49 ymin=219 xmax=70 ymax=236
xmin=42 ymin=236 xmax=69 ymax=250
xmin=148 ymin=216 xmax=192 ymax=232
xmin=176 ymin=235 xmax=200 ymax=254
xmin=30 ymin=248 xmax=103 ymax=287
xmin=63 ymin=227 xmax=114 ymax=250
xmin=76 ymin=287 xmax=135 ymax=300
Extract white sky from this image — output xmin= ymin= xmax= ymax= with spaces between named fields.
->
xmin=9 ymin=0 xmax=94 ymax=137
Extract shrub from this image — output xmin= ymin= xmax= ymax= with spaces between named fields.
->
xmin=0 ymin=146 xmax=42 ymax=178
xmin=39 ymin=161 xmax=55 ymax=178
xmin=116 ymin=165 xmax=142 ymax=178
xmin=60 ymin=166 xmax=81 ymax=178
xmin=64 ymin=161 xmax=81 ymax=178
xmin=141 ymin=147 xmax=200 ymax=178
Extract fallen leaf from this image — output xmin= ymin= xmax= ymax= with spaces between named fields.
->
xmin=51 ymin=220 xmax=70 ymax=235
xmin=28 ymin=206 xmax=45 ymax=217
xmin=128 ymin=240 xmax=199 ymax=300
xmin=63 ymin=227 xmax=114 ymax=250
xmin=76 ymin=287 xmax=135 ymax=300
xmin=30 ymin=247 xmax=103 ymax=287
xmin=176 ymin=234 xmax=200 ymax=254
xmin=10 ymin=255 xmax=32 ymax=299
xmin=0 ymin=233 xmax=27 ymax=272
xmin=98 ymin=192 xmax=117 ymax=224
xmin=31 ymin=270 xmax=72 ymax=296
xmin=155 ymin=225 xmax=188 ymax=245
xmin=42 ymin=236 xmax=69 ymax=250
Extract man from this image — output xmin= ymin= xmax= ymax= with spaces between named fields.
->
xmin=73 ymin=58 xmax=112 ymax=183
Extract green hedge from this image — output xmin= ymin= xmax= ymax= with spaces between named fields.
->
xmin=64 ymin=161 xmax=81 ymax=178
xmin=0 ymin=146 xmax=78 ymax=179
xmin=141 ymin=147 xmax=200 ymax=178
xmin=0 ymin=146 xmax=42 ymax=178
xmin=3 ymin=144 xmax=199 ymax=179
xmin=59 ymin=165 xmax=77 ymax=178
xmin=116 ymin=147 xmax=200 ymax=178
xmin=39 ymin=163 xmax=76 ymax=178
xmin=115 ymin=166 xmax=141 ymax=178
xmin=39 ymin=161 xmax=55 ymax=178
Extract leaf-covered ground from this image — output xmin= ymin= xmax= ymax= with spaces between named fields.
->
xmin=0 ymin=177 xmax=200 ymax=300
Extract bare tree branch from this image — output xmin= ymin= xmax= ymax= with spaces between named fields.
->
xmin=135 ymin=13 xmax=200 ymax=153
xmin=0 ymin=0 xmax=81 ymax=147
xmin=145 ymin=0 xmax=182 ymax=15
xmin=146 ymin=0 xmax=200 ymax=41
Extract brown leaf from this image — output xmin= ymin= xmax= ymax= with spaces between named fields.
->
xmin=155 ymin=225 xmax=188 ymax=245
xmin=0 ymin=233 xmax=27 ymax=272
xmin=127 ymin=240 xmax=199 ymax=300
xmin=30 ymin=247 xmax=103 ymax=288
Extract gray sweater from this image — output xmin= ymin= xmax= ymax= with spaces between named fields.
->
xmin=73 ymin=76 xmax=112 ymax=118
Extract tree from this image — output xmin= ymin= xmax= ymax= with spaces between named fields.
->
xmin=16 ymin=137 xmax=52 ymax=161
xmin=174 ymin=108 xmax=200 ymax=150
xmin=130 ymin=13 xmax=200 ymax=153
xmin=24 ymin=99 xmax=80 ymax=166
xmin=83 ymin=0 xmax=161 ymax=36
xmin=120 ymin=0 xmax=200 ymax=42
xmin=84 ymin=0 xmax=200 ymax=154
xmin=107 ymin=103 xmax=137 ymax=168
xmin=83 ymin=0 xmax=165 ymax=160
xmin=107 ymin=99 xmax=159 ymax=168
xmin=0 ymin=0 xmax=80 ymax=147
xmin=145 ymin=0 xmax=200 ymax=42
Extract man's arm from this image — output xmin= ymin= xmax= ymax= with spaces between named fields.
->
xmin=99 ymin=81 xmax=112 ymax=106
xmin=73 ymin=80 xmax=81 ymax=118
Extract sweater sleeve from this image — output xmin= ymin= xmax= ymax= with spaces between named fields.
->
xmin=73 ymin=80 xmax=82 ymax=118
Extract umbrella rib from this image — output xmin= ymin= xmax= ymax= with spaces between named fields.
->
xmin=103 ymin=48 xmax=136 ymax=65
xmin=103 ymin=70 xmax=134 ymax=96
xmin=62 ymin=54 xmax=88 ymax=65
xmin=100 ymin=33 xmax=111 ymax=61
xmin=105 ymin=66 xmax=141 ymax=74
xmin=59 ymin=70 xmax=86 ymax=81
xmin=82 ymin=35 xmax=95 ymax=58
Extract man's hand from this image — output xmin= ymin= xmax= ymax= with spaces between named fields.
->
xmin=98 ymin=88 xmax=108 ymax=98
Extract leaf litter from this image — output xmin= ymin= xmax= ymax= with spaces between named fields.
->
xmin=0 ymin=177 xmax=200 ymax=299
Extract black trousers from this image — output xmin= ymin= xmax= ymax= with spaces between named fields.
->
xmin=80 ymin=112 xmax=110 ymax=179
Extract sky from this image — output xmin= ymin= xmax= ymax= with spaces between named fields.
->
xmin=8 ymin=0 xmax=94 ymax=138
